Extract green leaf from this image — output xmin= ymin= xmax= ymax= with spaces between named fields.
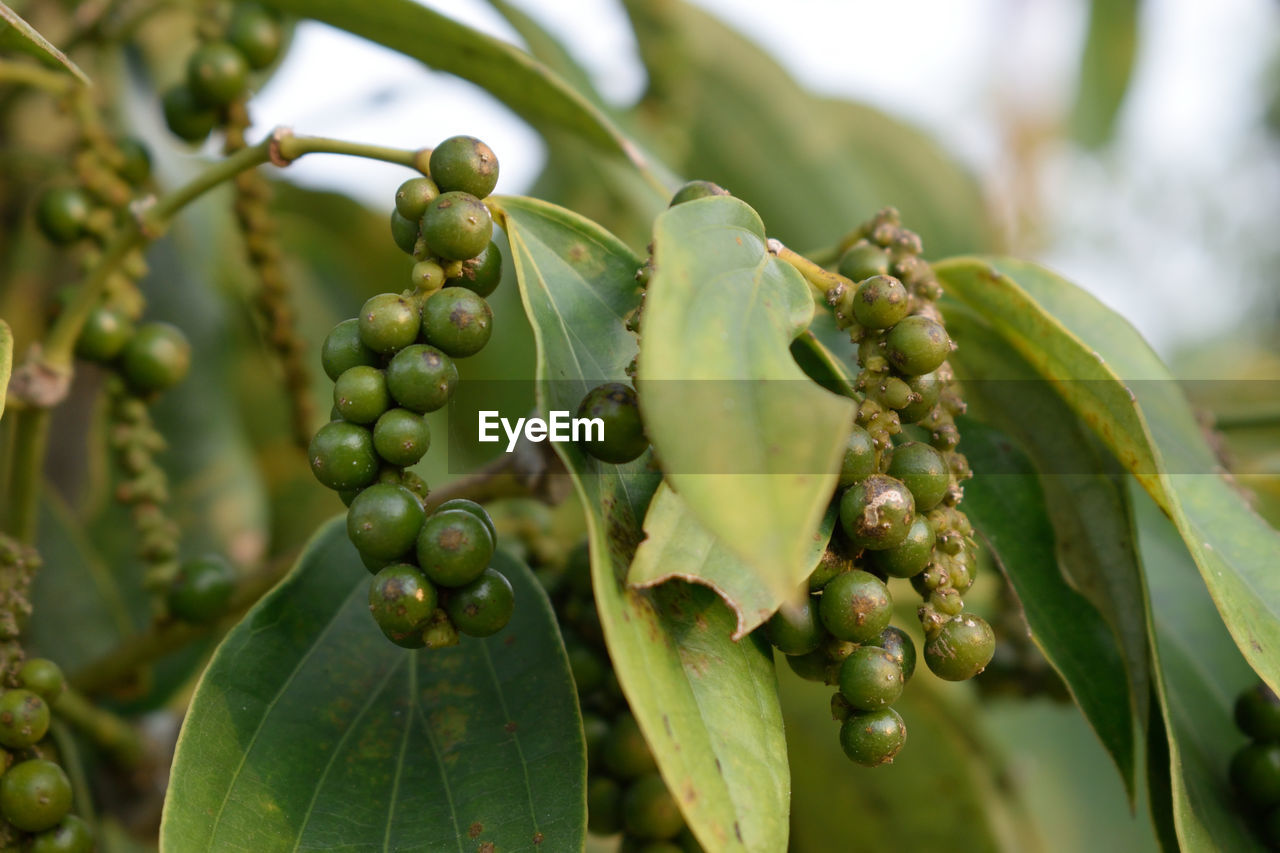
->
xmin=936 ymin=257 xmax=1280 ymax=697
xmin=630 ymin=483 xmax=836 ymax=638
xmin=960 ymin=416 xmax=1138 ymax=801
xmin=1130 ymin=480 xmax=1257 ymax=851
xmin=497 ymin=195 xmax=789 ymax=852
xmin=483 ymin=0 xmax=603 ymax=107
xmin=257 ymin=0 xmax=669 ymax=193
xmin=1070 ymin=0 xmax=1141 ymax=148
xmin=638 ymin=196 xmax=854 ymax=593
xmin=789 ymin=330 xmax=857 ymax=399
xmin=620 ymin=0 xmax=992 ymax=256
xmin=0 ymin=317 xmax=10 ymax=421
xmin=0 ymin=3 xmax=89 ymax=84
xmin=161 ymin=519 xmax=584 ymax=851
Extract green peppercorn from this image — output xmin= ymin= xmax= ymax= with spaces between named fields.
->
xmin=838 ymin=646 xmax=904 ymax=711
xmin=577 ymin=382 xmax=648 ymax=464
xmin=372 ymin=408 xmax=431 ymax=467
xmin=765 ymin=596 xmax=825 ymax=656
xmin=309 ymin=420 xmax=380 ymax=490
xmin=120 ymin=322 xmax=191 ymax=394
xmin=0 ymin=759 xmax=72 ymax=832
xmin=870 ymin=515 xmax=935 ymax=578
xmin=358 ymin=293 xmax=421 ymax=355
xmin=433 ymin=498 xmax=497 ymax=543
xmin=416 ymin=509 xmax=494 ymax=588
xmin=874 ymin=626 xmax=917 ymax=682
xmin=187 ymin=42 xmax=249 ymax=107
xmin=390 ymin=210 xmax=420 ymax=254
xmin=887 ymin=442 xmax=950 ymax=512
xmin=410 ymin=259 xmax=446 ymax=293
xmin=885 ymin=316 xmax=952 ymax=377
xmin=162 ymin=85 xmax=218 ymax=143
xmin=603 ymin=714 xmax=657 ymax=779
xmin=29 ymin=814 xmax=92 ymax=853
xmin=226 ymin=3 xmax=283 ymax=70
xmin=818 ymin=569 xmax=893 ymax=643
xmin=924 ymin=614 xmax=995 ymax=681
xmin=895 ymin=371 xmax=943 ymax=423
xmin=75 ymin=305 xmax=134 ymax=363
xmin=321 ymin=318 xmax=379 ymax=381
xmin=385 ymin=344 xmax=458 ymax=413
xmin=1236 ymin=683 xmax=1280 ymax=742
xmin=446 ymin=567 xmax=514 ymax=637
xmin=0 ymin=689 xmax=50 ymax=749
xmin=421 ymin=191 xmax=493 ymax=260
xmin=368 ymin=563 xmax=437 ymax=648
xmin=447 ymin=241 xmax=502 ymax=297
xmin=429 ymin=136 xmax=499 ymax=199
xmin=837 ymin=425 xmax=877 ymax=487
xmin=1230 ymin=742 xmax=1280 ymax=810
xmin=35 ymin=187 xmax=91 ymax=244
xmin=420 ymin=287 xmax=492 ymax=358
xmin=839 ymin=474 xmax=916 ymax=551
xmin=395 ymin=176 xmax=441 ymax=221
xmin=17 ymin=659 xmax=65 ymax=703
xmin=347 ymin=483 xmax=425 ymax=561
xmin=587 ymin=776 xmax=623 ymax=835
xmin=115 ymin=137 xmax=152 ymax=185
xmin=836 ymin=240 xmax=889 ymax=283
xmin=669 ymin=180 xmax=729 ymax=206
xmin=851 ymin=275 xmax=910 ymax=330
xmin=839 ymin=708 xmax=906 ymax=767
xmin=332 ymin=365 xmax=389 ymax=425
xmin=623 ymin=773 xmax=684 ymax=840
xmin=168 ymin=554 xmax=236 ymax=623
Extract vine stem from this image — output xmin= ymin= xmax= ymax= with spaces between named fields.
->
xmin=0 ymin=59 xmax=77 ymax=94
xmin=768 ymin=239 xmax=852 ymax=303
xmin=53 ymin=687 xmax=145 ymax=768
xmin=4 ymin=130 xmax=427 ymax=543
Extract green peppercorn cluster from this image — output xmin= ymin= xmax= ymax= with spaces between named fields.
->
xmin=162 ymin=4 xmax=283 ymax=146
xmin=762 ymin=209 xmax=994 ymax=767
xmin=1230 ymin=680 xmax=1280 ymax=847
xmin=544 ymin=544 xmax=703 ymax=852
xmin=309 ymin=138 xmax=515 ymax=648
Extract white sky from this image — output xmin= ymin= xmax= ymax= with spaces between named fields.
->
xmin=237 ymin=0 xmax=1280 ymax=359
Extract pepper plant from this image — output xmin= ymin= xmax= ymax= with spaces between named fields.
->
xmin=0 ymin=1 xmax=1277 ymax=851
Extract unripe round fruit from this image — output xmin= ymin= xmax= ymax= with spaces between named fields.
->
xmin=29 ymin=814 xmax=92 ymax=853
xmin=416 ymin=509 xmax=494 ymax=587
xmin=602 ymin=714 xmax=656 ymax=780
xmin=422 ymin=192 xmax=493 ymax=260
xmin=372 ymin=408 xmax=431 ymax=466
xmin=368 ymin=563 xmax=437 ymax=648
xmin=583 ymin=713 xmax=609 ymax=768
xmin=395 ymin=177 xmax=440 ymax=221
xmin=385 ymin=344 xmax=457 ymax=413
xmin=0 ymin=689 xmax=50 ymax=748
xmin=839 ymin=474 xmax=915 ymax=550
xmin=18 ymin=659 xmax=65 ymax=703
xmin=786 ymin=649 xmax=829 ymax=683
xmin=924 ymin=614 xmax=995 ymax=681
xmin=0 ymin=759 xmax=72 ymax=832
xmin=1230 ymin=742 xmax=1280 ymax=810
xmin=226 ymin=4 xmax=283 ymax=70
xmin=35 ymin=187 xmax=91 ymax=244
xmin=875 ymin=626 xmax=917 ymax=682
xmin=187 ymin=42 xmax=249 ymax=107
xmin=577 ymin=382 xmax=648 ymax=464
xmin=587 ymin=776 xmax=623 ymax=835
xmin=390 ymin=210 xmax=419 ymax=254
xmin=1236 ymin=682 xmax=1280 ymax=742
xmin=896 ymin=371 xmax=943 ymax=423
xmin=623 ymin=773 xmax=684 ymax=840
xmin=819 ymin=569 xmax=892 ymax=643
xmin=333 ymin=365 xmax=390 ymax=425
xmin=168 ymin=554 xmax=236 ymax=623
xmin=309 ymin=421 xmax=379 ymax=490
xmin=347 ymin=483 xmax=425 ymax=561
xmin=433 ymin=498 xmax=497 ymax=544
xmin=887 ymin=442 xmax=950 ymax=512
xmin=870 ymin=515 xmax=935 ymax=578
xmin=448 ymin=241 xmax=502 ymax=297
xmin=429 ymin=136 xmax=499 ymax=198
xmin=358 ymin=293 xmax=421 ymax=354
xmin=838 ymin=646 xmax=904 ymax=711
xmin=836 ymin=240 xmax=889 ymax=283
xmin=120 ymin=322 xmax=191 ymax=393
xmin=669 ymin=180 xmax=729 ymax=206
xmin=162 ymin=85 xmax=217 ymax=143
xmin=75 ymin=305 xmax=134 ymax=363
xmin=411 ymin=260 xmax=445 ymax=293
xmin=446 ymin=567 xmax=514 ymax=637
xmin=839 ymin=708 xmax=906 ymax=767
xmin=321 ymin=318 xmax=379 ymax=381
xmin=885 ymin=315 xmax=951 ymax=377
xmin=116 ymin=137 xmax=152 ymax=185
xmin=420 ymin=288 xmax=492 ymax=358
xmin=851 ymin=275 xmax=910 ymax=330
xmin=765 ymin=596 xmax=825 ymax=656
xmin=837 ymin=425 xmax=877 ymax=487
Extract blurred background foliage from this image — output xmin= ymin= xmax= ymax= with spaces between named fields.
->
xmin=1 ymin=0 xmax=1277 ymax=849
